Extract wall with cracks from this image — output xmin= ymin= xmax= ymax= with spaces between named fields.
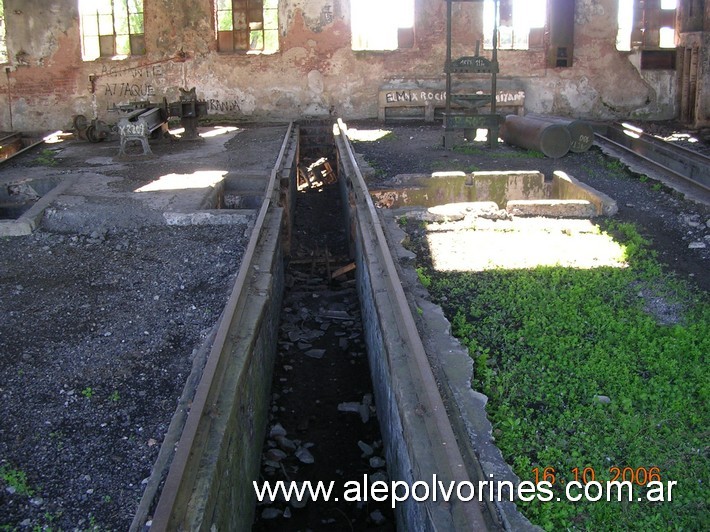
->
xmin=0 ymin=0 xmax=696 ymax=132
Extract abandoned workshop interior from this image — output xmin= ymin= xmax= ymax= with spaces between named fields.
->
xmin=0 ymin=0 xmax=708 ymax=531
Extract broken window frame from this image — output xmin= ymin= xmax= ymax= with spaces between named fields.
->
xmin=79 ymin=0 xmax=145 ymax=61
xmin=616 ymin=0 xmax=678 ymax=53
xmin=351 ymin=0 xmax=415 ymax=51
xmin=483 ymin=0 xmax=547 ymax=51
xmin=0 ymin=0 xmax=8 ymax=64
xmin=216 ymin=0 xmax=279 ymax=54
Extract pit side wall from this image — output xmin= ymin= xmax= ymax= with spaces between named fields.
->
xmin=337 ymin=131 xmax=481 ymax=530
xmin=182 ymin=208 xmax=285 ymax=531
xmin=352 ymin=217 xmax=430 ymax=530
xmin=551 ymin=171 xmax=619 ymax=216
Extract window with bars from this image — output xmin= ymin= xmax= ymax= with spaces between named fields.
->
xmin=79 ymin=0 xmax=145 ymax=61
xmin=0 ymin=0 xmax=7 ymax=63
xmin=216 ymin=0 xmax=279 ymax=53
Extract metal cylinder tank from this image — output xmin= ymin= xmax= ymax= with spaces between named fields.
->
xmin=527 ymin=114 xmax=595 ymax=153
xmin=501 ymin=115 xmax=572 ymax=158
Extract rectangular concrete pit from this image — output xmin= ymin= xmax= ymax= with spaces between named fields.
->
xmin=371 ymin=170 xmax=616 ymax=218
xmin=0 ymin=177 xmax=75 ymax=236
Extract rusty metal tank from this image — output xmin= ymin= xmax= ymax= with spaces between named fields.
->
xmin=501 ymin=115 xmax=572 ymax=158
xmin=527 ymin=114 xmax=595 ymax=153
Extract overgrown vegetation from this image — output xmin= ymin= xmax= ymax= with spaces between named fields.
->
xmin=32 ymin=149 xmax=58 ymax=167
xmin=416 ymin=221 xmax=709 ymax=530
xmin=0 ymin=463 xmax=34 ymax=497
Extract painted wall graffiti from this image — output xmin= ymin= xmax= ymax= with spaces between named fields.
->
xmin=99 ymin=64 xmax=165 ymax=79
xmin=381 ymin=89 xmax=525 ymax=106
xmin=496 ymin=90 xmax=525 ymax=103
xmin=207 ymin=99 xmax=241 ymax=113
xmin=384 ymin=90 xmax=447 ymax=103
xmin=118 ymin=122 xmax=148 ymax=137
xmin=96 ymin=63 xmax=169 ymax=105
xmin=104 ymin=82 xmax=156 ymax=98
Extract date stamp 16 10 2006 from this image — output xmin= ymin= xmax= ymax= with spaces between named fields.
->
xmin=531 ymin=466 xmax=677 ymax=503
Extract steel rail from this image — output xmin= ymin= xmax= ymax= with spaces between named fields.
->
xmin=148 ymin=122 xmax=295 ymax=530
xmin=595 ymin=123 xmax=710 ymax=194
xmin=335 ymin=118 xmax=492 ymax=531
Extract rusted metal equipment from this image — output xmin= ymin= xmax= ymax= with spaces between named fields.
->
xmin=117 ymin=104 xmax=167 ymax=157
xmin=527 ymin=114 xmax=595 ymax=153
xmin=73 ymin=115 xmax=112 ymax=143
xmin=74 ymin=88 xmax=208 ymax=156
xmin=444 ymin=0 xmax=501 ymax=149
xmin=115 ymin=90 xmax=208 ymax=156
xmin=168 ymin=87 xmax=209 ymax=140
xmin=501 ymin=115 xmax=572 ymax=158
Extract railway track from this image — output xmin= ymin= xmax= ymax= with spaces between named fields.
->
xmin=595 ymin=122 xmax=710 ymax=197
xmin=0 ymin=132 xmax=47 ymax=163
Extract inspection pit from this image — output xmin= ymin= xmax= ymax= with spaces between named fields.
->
xmin=370 ymin=170 xmax=617 ymax=218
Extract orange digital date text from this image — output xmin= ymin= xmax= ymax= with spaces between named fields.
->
xmin=532 ymin=466 xmax=662 ymax=486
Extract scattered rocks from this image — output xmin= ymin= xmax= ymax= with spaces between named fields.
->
xmin=369 ymin=456 xmax=386 ymax=468
xmin=594 ymin=395 xmax=612 ymax=404
xmin=254 ymin=246 xmax=392 ymax=528
xmin=295 ymin=447 xmax=315 ymax=464
xmin=261 ymin=507 xmax=282 ymax=520
xmin=304 ymin=348 xmax=326 ymax=359
xmin=0 ymin=225 xmax=249 ymax=529
xmin=371 ymin=509 xmax=387 ymax=525
xmin=358 ymin=440 xmax=374 ymax=458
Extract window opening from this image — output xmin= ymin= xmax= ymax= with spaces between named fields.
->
xmin=616 ymin=0 xmax=634 ymax=51
xmin=617 ymin=0 xmax=677 ymax=51
xmin=484 ymin=0 xmax=546 ymax=50
xmin=351 ymin=0 xmax=414 ymax=51
xmin=216 ymin=0 xmax=279 ymax=53
xmin=0 ymin=0 xmax=7 ymax=63
xmin=79 ymin=0 xmax=145 ymax=61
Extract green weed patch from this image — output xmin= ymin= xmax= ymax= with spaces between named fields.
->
xmin=418 ymin=222 xmax=709 ymax=530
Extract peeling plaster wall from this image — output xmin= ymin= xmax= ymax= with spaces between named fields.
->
xmin=0 ymin=0 xmax=698 ymax=132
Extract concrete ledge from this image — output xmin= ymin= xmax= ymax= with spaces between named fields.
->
xmin=143 ymin=123 xmax=297 ymax=532
xmin=336 ymin=120 xmax=492 ymax=531
xmin=379 ymin=208 xmax=540 ymax=532
xmin=506 ymin=199 xmax=597 ymax=218
xmin=0 ymin=177 xmax=76 ymax=237
xmin=551 ymin=171 xmax=618 ymax=216
xmin=163 ymin=209 xmax=256 ymax=226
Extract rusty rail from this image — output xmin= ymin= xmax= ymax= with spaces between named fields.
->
xmin=596 ymin=122 xmax=710 ymax=194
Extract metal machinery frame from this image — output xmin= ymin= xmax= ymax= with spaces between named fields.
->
xmin=443 ymin=0 xmax=500 ymax=149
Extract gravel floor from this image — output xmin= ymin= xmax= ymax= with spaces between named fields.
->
xmin=0 ymin=125 xmax=284 ymax=530
xmin=0 ymin=225 xmax=249 ymax=529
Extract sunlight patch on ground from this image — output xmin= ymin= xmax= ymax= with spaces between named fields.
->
xmin=345 ymin=128 xmax=393 ymax=142
xmin=200 ymin=126 xmax=240 ymax=138
xmin=135 ymin=170 xmax=227 ymax=192
xmin=426 ymin=217 xmax=627 ymax=271
xmin=167 ymin=126 xmax=240 ymax=138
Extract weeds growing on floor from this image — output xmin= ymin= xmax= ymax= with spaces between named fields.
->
xmin=413 ymin=220 xmax=709 ymax=530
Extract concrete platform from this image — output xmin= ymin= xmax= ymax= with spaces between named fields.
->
xmin=0 ymin=125 xmax=289 ymax=236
